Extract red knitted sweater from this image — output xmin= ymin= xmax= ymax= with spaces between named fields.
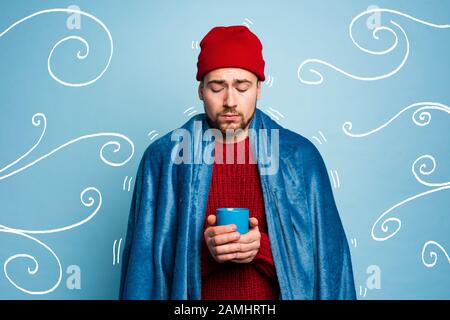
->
xmin=200 ymin=135 xmax=280 ymax=300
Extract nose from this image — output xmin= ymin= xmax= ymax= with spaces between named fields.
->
xmin=224 ymin=88 xmax=237 ymax=109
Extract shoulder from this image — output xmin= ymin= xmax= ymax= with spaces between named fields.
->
xmin=275 ymin=127 xmax=329 ymax=188
xmin=142 ymin=131 xmax=172 ymax=161
xmin=256 ymin=108 xmax=321 ymax=163
xmin=141 ymin=113 xmax=204 ymax=163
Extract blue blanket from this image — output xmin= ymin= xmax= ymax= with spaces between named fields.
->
xmin=120 ymin=108 xmax=356 ymax=300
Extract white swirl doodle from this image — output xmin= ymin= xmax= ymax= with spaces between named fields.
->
xmin=372 ymin=155 xmax=450 ymax=241
xmin=342 ymin=102 xmax=450 ymax=137
xmin=0 ymin=113 xmax=135 ymax=181
xmin=0 ymin=187 xmax=100 ymax=295
xmin=422 ymin=241 xmax=450 ymax=268
xmin=0 ymin=229 xmax=62 ymax=295
xmin=0 ymin=9 xmax=115 ymax=296
xmin=0 ymin=187 xmax=102 ymax=234
xmin=0 ymin=112 xmax=131 ymax=295
xmin=297 ymin=8 xmax=449 ymax=85
xmin=0 ymin=113 xmax=46 ymax=175
xmin=412 ymin=155 xmax=449 ymax=188
xmin=0 ymin=8 xmax=113 ymax=87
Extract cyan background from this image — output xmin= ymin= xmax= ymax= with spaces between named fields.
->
xmin=0 ymin=0 xmax=448 ymax=299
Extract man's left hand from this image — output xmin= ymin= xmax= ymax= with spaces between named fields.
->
xmin=230 ymin=217 xmax=261 ymax=264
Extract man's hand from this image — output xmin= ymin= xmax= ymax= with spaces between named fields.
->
xmin=204 ymin=215 xmax=261 ymax=264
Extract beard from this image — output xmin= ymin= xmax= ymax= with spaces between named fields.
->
xmin=205 ymin=106 xmax=256 ymax=138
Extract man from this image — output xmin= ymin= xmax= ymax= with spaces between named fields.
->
xmin=120 ymin=25 xmax=356 ymax=300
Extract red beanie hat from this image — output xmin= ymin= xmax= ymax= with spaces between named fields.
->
xmin=196 ymin=25 xmax=265 ymax=82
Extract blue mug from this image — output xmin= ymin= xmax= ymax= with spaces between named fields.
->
xmin=216 ymin=208 xmax=249 ymax=234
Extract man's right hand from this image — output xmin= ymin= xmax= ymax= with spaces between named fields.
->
xmin=204 ymin=214 xmax=241 ymax=263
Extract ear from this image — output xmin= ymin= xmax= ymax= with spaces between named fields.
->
xmin=198 ymin=81 xmax=204 ymax=101
xmin=256 ymin=80 xmax=261 ymax=100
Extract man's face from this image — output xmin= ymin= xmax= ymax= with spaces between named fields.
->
xmin=198 ymin=68 xmax=261 ymax=141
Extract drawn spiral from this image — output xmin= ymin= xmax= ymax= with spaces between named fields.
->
xmin=298 ymin=8 xmax=449 ymax=85
xmin=0 ymin=8 xmax=113 ymax=87
xmin=0 ymin=113 xmax=135 ymax=181
xmin=411 ymin=155 xmax=449 ymax=188
xmin=1 ymin=187 xmax=102 ymax=234
xmin=372 ymin=155 xmax=449 ymax=241
xmin=0 ymin=113 xmax=46 ymax=176
xmin=343 ymin=102 xmax=450 ymax=138
xmin=0 ymin=187 xmax=102 ymax=294
xmin=0 ymin=229 xmax=62 ymax=295
xmin=422 ymin=241 xmax=450 ymax=268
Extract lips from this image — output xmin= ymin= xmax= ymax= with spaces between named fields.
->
xmin=221 ymin=114 xmax=240 ymax=120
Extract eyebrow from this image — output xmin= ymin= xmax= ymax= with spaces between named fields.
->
xmin=206 ymin=79 xmax=253 ymax=86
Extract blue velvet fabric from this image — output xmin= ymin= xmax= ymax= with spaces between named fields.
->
xmin=119 ymin=108 xmax=356 ymax=300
